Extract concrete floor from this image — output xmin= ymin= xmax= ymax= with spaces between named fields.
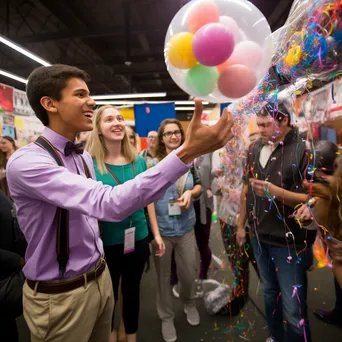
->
xmin=17 ymin=222 xmax=341 ymax=342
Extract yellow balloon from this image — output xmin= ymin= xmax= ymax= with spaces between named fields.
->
xmin=167 ymin=32 xmax=198 ymax=69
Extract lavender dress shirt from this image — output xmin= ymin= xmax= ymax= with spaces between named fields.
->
xmin=7 ymin=127 xmax=189 ymax=281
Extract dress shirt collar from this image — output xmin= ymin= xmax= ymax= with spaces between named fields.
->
xmin=41 ymin=127 xmax=76 ymax=155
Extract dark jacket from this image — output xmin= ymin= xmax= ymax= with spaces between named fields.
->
xmin=0 ymin=192 xmax=22 ymax=281
xmin=245 ymin=129 xmax=316 ymax=248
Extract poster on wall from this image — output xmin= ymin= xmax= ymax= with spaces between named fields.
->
xmin=13 ymin=88 xmax=34 ymax=116
xmin=329 ymin=79 xmax=342 ymax=119
xmin=303 ymin=86 xmax=331 ymax=123
xmin=3 ymin=111 xmax=14 ymax=125
xmin=0 ymin=83 xmax=14 ymax=112
xmin=2 ymin=125 xmax=16 ymax=139
xmin=15 ymin=115 xmax=44 ymax=145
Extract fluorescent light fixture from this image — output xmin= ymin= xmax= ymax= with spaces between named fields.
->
xmin=175 ymin=107 xmax=195 ymax=111
xmin=175 ymin=101 xmax=209 ymax=105
xmin=0 ymin=35 xmax=51 ymax=67
xmin=0 ymin=69 xmax=27 ymax=84
xmin=95 ymin=100 xmax=210 ymax=105
xmin=92 ymin=92 xmax=167 ymax=100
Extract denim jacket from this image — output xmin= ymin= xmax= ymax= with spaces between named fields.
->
xmin=155 ymin=171 xmax=196 ymax=237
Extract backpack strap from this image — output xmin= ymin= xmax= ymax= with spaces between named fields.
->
xmin=35 ymin=136 xmax=69 ymax=277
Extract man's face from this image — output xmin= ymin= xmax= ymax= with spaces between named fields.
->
xmin=147 ymin=131 xmax=158 ymax=148
xmin=52 ymin=77 xmax=96 ymax=134
xmin=256 ymin=113 xmax=289 ymax=144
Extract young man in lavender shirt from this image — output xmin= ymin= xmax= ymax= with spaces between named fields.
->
xmin=6 ymin=64 xmax=234 ymax=342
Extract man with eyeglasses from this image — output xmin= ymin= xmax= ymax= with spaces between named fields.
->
xmin=141 ymin=130 xmax=158 ymax=168
xmin=237 ymin=100 xmax=315 ymax=342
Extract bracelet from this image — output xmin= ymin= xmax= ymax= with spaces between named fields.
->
xmin=307 ymin=197 xmax=316 ymax=209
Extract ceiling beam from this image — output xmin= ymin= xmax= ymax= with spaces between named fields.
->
xmin=8 ymin=25 xmax=163 ymax=44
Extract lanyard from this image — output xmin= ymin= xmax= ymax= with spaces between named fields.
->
xmin=105 ymin=162 xmax=137 ymax=227
xmin=105 ymin=163 xmax=136 ymax=184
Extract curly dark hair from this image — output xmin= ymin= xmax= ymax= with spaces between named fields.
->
xmin=27 ymin=64 xmax=90 ymax=126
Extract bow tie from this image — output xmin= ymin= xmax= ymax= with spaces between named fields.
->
xmin=64 ymin=141 xmax=84 ymax=157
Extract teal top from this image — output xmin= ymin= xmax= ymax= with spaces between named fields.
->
xmin=93 ymin=155 xmax=149 ymax=246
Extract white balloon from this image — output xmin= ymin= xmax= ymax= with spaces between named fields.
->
xmin=165 ymin=0 xmax=273 ymax=104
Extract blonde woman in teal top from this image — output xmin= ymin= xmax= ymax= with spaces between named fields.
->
xmin=86 ymin=105 xmax=165 ymax=342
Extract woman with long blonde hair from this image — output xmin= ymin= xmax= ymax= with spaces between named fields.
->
xmin=86 ymin=105 xmax=165 ymax=342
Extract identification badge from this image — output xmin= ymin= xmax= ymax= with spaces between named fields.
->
xmin=124 ymin=227 xmax=136 ymax=254
xmin=207 ymin=189 xmax=213 ymax=198
xmin=168 ymin=201 xmax=181 ymax=216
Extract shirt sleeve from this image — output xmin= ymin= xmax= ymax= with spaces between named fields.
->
xmin=291 ymin=141 xmax=309 ymax=193
xmin=211 ymin=150 xmax=222 ymax=173
xmin=190 ymin=163 xmax=202 ymax=186
xmin=242 ymin=146 xmax=252 ymax=185
xmin=7 ymin=149 xmax=189 ymax=222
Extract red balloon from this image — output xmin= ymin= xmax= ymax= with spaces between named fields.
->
xmin=218 ymin=65 xmax=257 ymax=99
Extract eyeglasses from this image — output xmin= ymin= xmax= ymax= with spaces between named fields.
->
xmin=162 ymin=130 xmax=182 ymax=138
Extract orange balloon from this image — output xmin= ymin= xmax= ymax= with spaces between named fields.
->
xmin=167 ymin=32 xmax=198 ymax=69
xmin=217 ymin=60 xmax=231 ymax=73
xmin=186 ymin=0 xmax=219 ymax=34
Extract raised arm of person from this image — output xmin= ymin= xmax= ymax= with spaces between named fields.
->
xmin=7 ymin=100 xmax=234 ymax=223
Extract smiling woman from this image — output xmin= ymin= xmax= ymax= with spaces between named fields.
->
xmin=85 ymin=105 xmax=165 ymax=342
xmin=86 ymin=105 xmax=136 ymax=174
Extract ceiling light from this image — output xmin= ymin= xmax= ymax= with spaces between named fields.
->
xmin=175 ymin=101 xmax=209 ymax=105
xmin=0 ymin=35 xmax=51 ymax=67
xmin=92 ymin=92 xmax=167 ymax=100
xmin=95 ymin=100 xmax=210 ymax=106
xmin=175 ymin=107 xmax=196 ymax=111
xmin=0 ymin=69 xmax=27 ymax=84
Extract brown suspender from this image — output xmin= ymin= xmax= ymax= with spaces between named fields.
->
xmin=35 ymin=136 xmax=91 ymax=277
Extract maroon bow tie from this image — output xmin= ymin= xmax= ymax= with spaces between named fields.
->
xmin=64 ymin=141 xmax=84 ymax=157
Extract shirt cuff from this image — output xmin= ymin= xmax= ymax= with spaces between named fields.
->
xmin=156 ymin=146 xmax=190 ymax=184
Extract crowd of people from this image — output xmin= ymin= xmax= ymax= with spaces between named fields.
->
xmin=1 ymin=63 xmax=342 ymax=342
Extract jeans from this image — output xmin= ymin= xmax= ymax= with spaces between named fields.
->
xmin=251 ymin=238 xmax=313 ymax=342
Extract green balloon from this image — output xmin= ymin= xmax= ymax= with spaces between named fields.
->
xmin=185 ymin=64 xmax=219 ymax=97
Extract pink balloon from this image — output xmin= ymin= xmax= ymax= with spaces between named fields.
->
xmin=218 ymin=65 xmax=257 ymax=99
xmin=219 ymin=16 xmax=239 ymax=42
xmin=227 ymin=41 xmax=263 ymax=69
xmin=192 ymin=23 xmax=235 ymax=66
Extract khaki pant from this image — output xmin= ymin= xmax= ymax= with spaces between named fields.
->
xmin=23 ymin=265 xmax=114 ymax=342
xmin=152 ymin=230 xmax=198 ymax=321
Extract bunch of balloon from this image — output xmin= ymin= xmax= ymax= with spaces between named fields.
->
xmin=165 ymin=0 xmax=273 ymax=103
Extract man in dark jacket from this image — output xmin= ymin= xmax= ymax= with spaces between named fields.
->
xmin=237 ymin=101 xmax=314 ymax=342
xmin=0 ymin=191 xmax=25 ymax=342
